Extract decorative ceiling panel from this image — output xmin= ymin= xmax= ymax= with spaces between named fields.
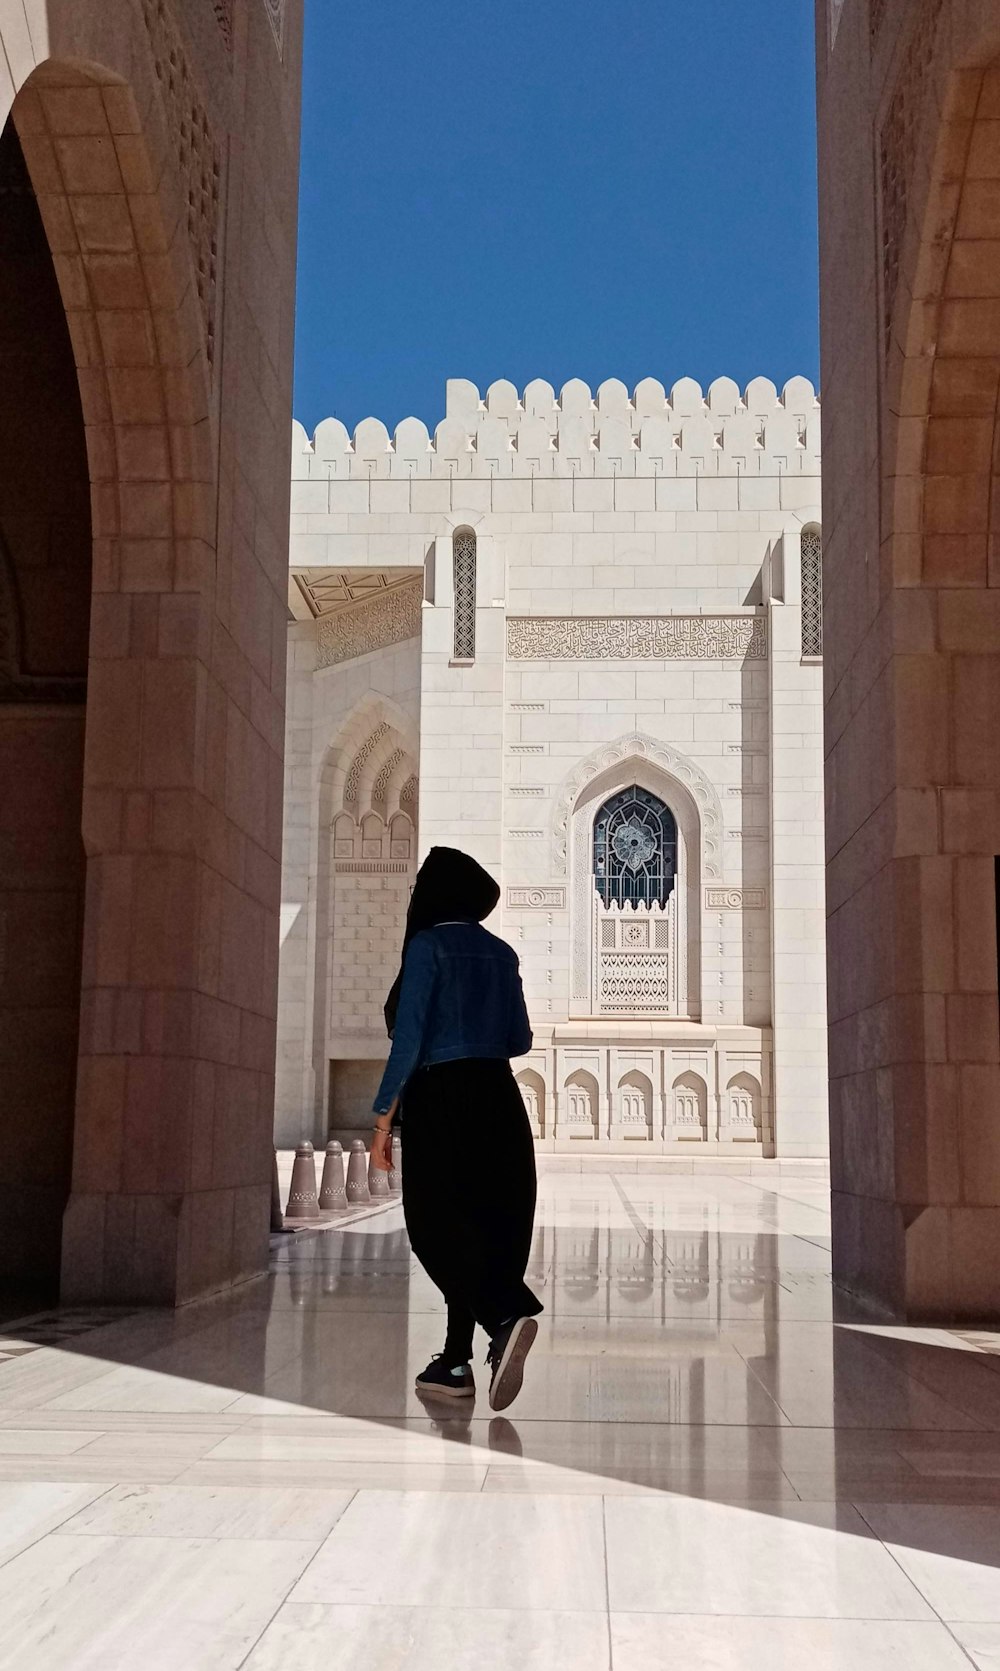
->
xmin=292 ymin=568 xmax=421 ymax=619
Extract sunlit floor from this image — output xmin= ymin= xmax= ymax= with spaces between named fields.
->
xmin=2 ymin=1169 xmax=1000 ymax=1667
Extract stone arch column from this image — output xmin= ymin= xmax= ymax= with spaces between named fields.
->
xmin=0 ymin=1 xmax=301 ymax=1303
xmin=821 ymin=7 xmax=1000 ymax=1318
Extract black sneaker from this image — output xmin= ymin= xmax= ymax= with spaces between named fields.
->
xmin=486 ymin=1317 xmax=538 ymax=1411
xmin=414 ymin=1356 xmax=475 ymax=1398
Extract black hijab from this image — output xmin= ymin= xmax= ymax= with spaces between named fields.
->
xmin=384 ymin=846 xmax=501 ymax=1036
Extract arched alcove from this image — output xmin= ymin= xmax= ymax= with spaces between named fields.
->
xmin=568 ymin=755 xmax=704 ymax=1020
xmin=726 ymin=1072 xmax=762 ymax=1142
xmin=516 ymin=1069 xmax=546 ymax=1139
xmin=294 ymin=693 xmax=420 ymax=1143
xmin=562 ymin=1069 xmax=600 ymax=1140
xmin=617 ymin=1070 xmax=654 ymax=1137
xmin=671 ymin=1071 xmax=708 ymax=1143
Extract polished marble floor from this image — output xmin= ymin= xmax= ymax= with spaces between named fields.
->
xmin=2 ymin=1169 xmax=1000 ymax=1667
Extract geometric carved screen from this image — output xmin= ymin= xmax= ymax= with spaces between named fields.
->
xmin=453 ymin=529 xmax=476 ymax=660
xmin=801 ymin=528 xmax=823 ymax=659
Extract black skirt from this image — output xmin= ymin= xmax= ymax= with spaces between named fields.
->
xmin=401 ymin=1057 xmax=542 ymax=1340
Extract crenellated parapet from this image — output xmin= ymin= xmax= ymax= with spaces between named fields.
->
xmin=292 ymin=377 xmax=820 ymax=481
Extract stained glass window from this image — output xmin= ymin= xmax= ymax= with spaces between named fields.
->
xmin=453 ymin=529 xmax=476 ymax=660
xmin=593 ymin=786 xmax=677 ymax=908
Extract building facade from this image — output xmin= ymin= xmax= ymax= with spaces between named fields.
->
xmin=277 ymin=375 xmax=828 ymax=1159
xmin=0 ymin=0 xmax=302 ymax=1304
xmin=817 ymin=0 xmax=1000 ymax=1318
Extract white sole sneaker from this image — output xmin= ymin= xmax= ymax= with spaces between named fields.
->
xmin=488 ymin=1317 xmax=538 ymax=1412
xmin=414 ymin=1377 xmax=475 ymax=1399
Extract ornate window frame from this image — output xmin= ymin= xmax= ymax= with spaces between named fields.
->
xmin=801 ymin=525 xmax=823 ymax=660
xmin=452 ymin=527 xmax=477 ymax=662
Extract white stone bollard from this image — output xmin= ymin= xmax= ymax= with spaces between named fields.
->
xmin=285 ymin=1141 xmax=320 ymax=1219
xmin=389 ymin=1131 xmax=403 ymax=1196
xmin=319 ymin=1140 xmax=347 ymax=1212
xmin=346 ymin=1139 xmax=371 ymax=1205
xmin=368 ymin=1143 xmax=391 ymax=1199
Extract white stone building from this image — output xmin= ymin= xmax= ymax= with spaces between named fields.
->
xmin=276 ymin=375 xmax=828 ymax=1158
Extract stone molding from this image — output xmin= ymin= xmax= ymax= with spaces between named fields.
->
xmin=333 ymin=860 xmax=411 ymax=875
xmin=552 ymin=733 xmax=724 ymax=881
xmin=706 ymin=887 xmax=767 ymax=911
xmin=317 ymin=579 xmax=422 ymax=669
xmin=507 ymin=615 xmax=767 ymax=662
xmin=344 ymin=723 xmax=389 ymax=804
xmin=506 ymin=887 xmax=567 ymax=910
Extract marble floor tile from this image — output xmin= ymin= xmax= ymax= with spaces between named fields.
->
xmin=610 ymin=1614 xmax=976 ymax=1669
xmin=0 ymin=1531 xmax=318 ymax=1669
xmin=6 ymin=1173 xmax=1000 ymax=1666
xmin=950 ymin=1622 xmax=1000 ymax=1668
xmin=604 ymin=1497 xmax=933 ymax=1618
xmin=243 ymin=1603 xmax=611 ymax=1670
xmin=857 ymin=1505 xmax=1000 ymax=1621
xmin=176 ymin=1460 xmax=490 ymax=1491
xmin=0 ymin=1481 xmax=108 ymax=1568
xmin=0 ymin=1428 xmax=101 ymax=1455
xmin=61 ymin=1482 xmax=354 ymax=1540
xmin=294 ymin=1489 xmax=607 ymax=1611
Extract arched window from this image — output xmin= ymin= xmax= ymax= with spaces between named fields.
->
xmin=593 ymin=785 xmax=677 ymax=908
xmin=453 ymin=528 xmax=476 ymax=660
xmin=801 ymin=526 xmax=823 ymax=659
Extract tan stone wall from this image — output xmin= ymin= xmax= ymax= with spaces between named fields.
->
xmin=817 ymin=0 xmax=1000 ymax=1319
xmin=0 ymin=0 xmax=302 ymax=1303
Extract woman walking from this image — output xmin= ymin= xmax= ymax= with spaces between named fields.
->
xmin=371 ymin=846 xmax=542 ymax=1411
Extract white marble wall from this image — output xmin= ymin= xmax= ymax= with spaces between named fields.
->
xmin=278 ymin=378 xmax=829 ymax=1157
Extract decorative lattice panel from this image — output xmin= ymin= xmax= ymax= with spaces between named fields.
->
xmin=801 ymin=529 xmax=823 ymax=659
xmin=879 ymin=0 xmax=945 ymax=352
xmin=595 ymin=899 xmax=675 ymax=1014
xmin=142 ymin=0 xmax=223 ymax=367
xmin=453 ymin=530 xmax=476 ymax=660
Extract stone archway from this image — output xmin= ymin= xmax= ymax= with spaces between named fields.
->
xmin=0 ymin=0 xmax=301 ymax=1306
xmin=820 ymin=12 xmax=1000 ymax=1319
xmin=0 ymin=54 xmax=219 ymax=1303
xmin=0 ymin=111 xmax=92 ymax=1297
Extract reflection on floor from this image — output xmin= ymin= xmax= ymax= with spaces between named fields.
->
xmin=1 ymin=1170 xmax=1000 ymax=1667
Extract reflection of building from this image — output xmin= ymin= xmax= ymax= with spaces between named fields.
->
xmin=277 ymin=377 xmax=829 ymax=1158
xmin=817 ymin=2 xmax=1000 ymax=1319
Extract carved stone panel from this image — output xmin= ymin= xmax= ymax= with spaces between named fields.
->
xmin=507 ymin=615 xmax=767 ymax=661
xmin=142 ymin=0 xmax=223 ymax=367
xmin=317 ymin=579 xmax=422 ymax=668
xmin=506 ymin=887 xmax=567 ymax=910
xmin=706 ymin=887 xmax=767 ymax=910
xmin=213 ymin=0 xmax=233 ymax=49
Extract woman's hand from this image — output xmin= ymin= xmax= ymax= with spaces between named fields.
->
xmin=370 ymin=1128 xmax=394 ymax=1173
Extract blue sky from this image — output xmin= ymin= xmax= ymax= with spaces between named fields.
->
xmin=293 ymin=2 xmax=818 ymax=435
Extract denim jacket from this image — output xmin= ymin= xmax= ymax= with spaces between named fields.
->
xmin=373 ymin=922 xmax=533 ymax=1114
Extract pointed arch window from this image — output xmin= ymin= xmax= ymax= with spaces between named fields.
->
xmin=801 ymin=526 xmax=823 ymax=659
xmin=593 ymin=786 xmax=677 ymax=909
xmin=453 ymin=528 xmax=476 ymax=660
